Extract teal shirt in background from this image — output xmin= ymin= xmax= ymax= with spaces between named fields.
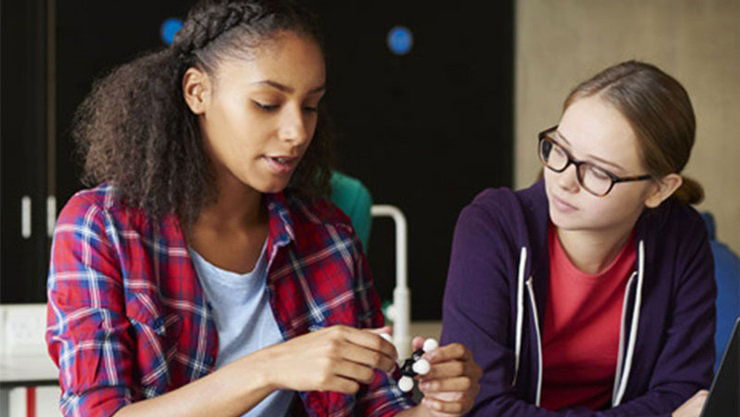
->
xmin=330 ymin=171 xmax=373 ymax=250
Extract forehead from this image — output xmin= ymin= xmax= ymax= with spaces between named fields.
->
xmin=213 ymin=31 xmax=325 ymax=90
xmin=558 ymin=95 xmax=644 ymax=172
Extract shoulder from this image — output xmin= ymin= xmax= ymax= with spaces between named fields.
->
xmin=640 ymin=198 xmax=708 ymax=241
xmin=57 ymin=184 xmax=121 ymax=225
xmin=639 ymin=199 xmax=713 ymax=275
xmin=465 ymin=186 xmax=521 ymax=217
xmin=57 ymin=183 xmax=158 ymax=235
xmin=464 ymin=180 xmax=545 ymax=216
xmin=281 ymin=194 xmax=360 ymax=254
xmin=457 ymin=181 xmax=547 ymax=236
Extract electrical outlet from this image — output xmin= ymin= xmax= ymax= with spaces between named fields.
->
xmin=0 ymin=304 xmax=48 ymax=356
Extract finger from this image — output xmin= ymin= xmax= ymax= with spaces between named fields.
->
xmin=412 ymin=336 xmax=425 ymax=351
xmin=336 ymin=326 xmax=398 ymax=361
xmin=331 ymin=358 xmax=377 ymax=384
xmin=420 ymin=360 xmax=467 ymax=380
xmin=367 ymin=326 xmax=393 ymax=336
xmin=424 ymin=343 xmax=470 ymax=363
xmin=368 ymin=327 xmax=395 ymax=347
xmin=421 ymin=396 xmax=471 ymax=415
xmin=419 ymin=376 xmax=474 ymax=394
xmin=425 ymin=358 xmax=482 ymax=383
xmin=337 ymin=340 xmax=397 ymax=373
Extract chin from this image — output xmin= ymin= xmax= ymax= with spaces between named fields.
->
xmin=549 ymin=205 xmax=586 ymax=231
xmin=255 ymin=179 xmax=291 ymax=194
xmin=257 ymin=185 xmax=288 ymax=194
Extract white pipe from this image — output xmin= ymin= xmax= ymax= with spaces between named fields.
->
xmin=371 ymin=204 xmax=411 ymax=358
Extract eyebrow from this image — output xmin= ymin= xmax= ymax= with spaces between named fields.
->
xmin=252 ymin=80 xmax=326 ymax=95
xmin=555 ymin=130 xmax=626 ymax=172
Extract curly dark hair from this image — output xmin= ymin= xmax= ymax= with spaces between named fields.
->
xmin=74 ymin=0 xmax=333 ymax=225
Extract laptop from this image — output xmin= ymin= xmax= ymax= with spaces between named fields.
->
xmin=700 ymin=317 xmax=739 ymax=417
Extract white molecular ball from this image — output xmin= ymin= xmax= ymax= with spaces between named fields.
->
xmin=423 ymin=338 xmax=439 ymax=352
xmin=398 ymin=376 xmax=414 ymax=392
xmin=412 ymin=358 xmax=431 ymax=375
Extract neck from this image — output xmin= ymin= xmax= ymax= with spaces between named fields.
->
xmin=555 ymin=223 xmax=635 ymax=275
xmin=195 ymin=174 xmax=266 ymax=232
xmin=186 ymin=174 xmax=269 ymax=274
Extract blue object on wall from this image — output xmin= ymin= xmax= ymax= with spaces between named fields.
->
xmin=387 ymin=26 xmax=413 ymax=55
xmin=161 ymin=18 xmax=183 ymax=45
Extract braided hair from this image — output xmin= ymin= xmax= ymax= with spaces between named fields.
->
xmin=74 ymin=0 xmax=333 ymax=225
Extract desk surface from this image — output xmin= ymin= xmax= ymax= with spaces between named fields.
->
xmin=0 ymin=353 xmax=58 ymax=386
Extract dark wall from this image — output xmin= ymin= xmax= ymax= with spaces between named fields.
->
xmin=1 ymin=0 xmax=50 ymax=302
xmin=311 ymin=3 xmax=514 ymax=319
xmin=2 ymin=1 xmax=514 ymax=320
xmin=55 ymin=1 xmax=195 ymax=207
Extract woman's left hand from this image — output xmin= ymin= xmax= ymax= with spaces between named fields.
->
xmin=414 ymin=337 xmax=482 ymax=416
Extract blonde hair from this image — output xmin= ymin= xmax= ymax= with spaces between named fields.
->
xmin=564 ymin=60 xmax=703 ymax=205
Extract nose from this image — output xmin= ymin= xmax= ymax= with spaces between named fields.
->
xmin=278 ymin=105 xmax=310 ymax=145
xmin=556 ymin=162 xmax=580 ymax=193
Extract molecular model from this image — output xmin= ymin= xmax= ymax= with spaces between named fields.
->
xmin=397 ymin=338 xmax=439 ymax=392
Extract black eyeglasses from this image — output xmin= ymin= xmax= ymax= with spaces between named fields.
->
xmin=538 ymin=126 xmax=653 ymax=197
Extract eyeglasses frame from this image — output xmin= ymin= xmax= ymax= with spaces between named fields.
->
xmin=537 ymin=126 xmax=653 ymax=197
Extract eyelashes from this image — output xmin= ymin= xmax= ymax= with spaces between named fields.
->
xmin=252 ymin=101 xmax=279 ymax=111
xmin=252 ymin=100 xmax=319 ymax=113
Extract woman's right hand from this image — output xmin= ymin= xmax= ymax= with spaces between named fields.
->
xmin=672 ymin=390 xmax=708 ymax=417
xmin=253 ymin=325 xmax=398 ymax=394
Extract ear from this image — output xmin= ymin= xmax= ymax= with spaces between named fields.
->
xmin=644 ymin=173 xmax=683 ymax=208
xmin=182 ymin=67 xmax=211 ymax=115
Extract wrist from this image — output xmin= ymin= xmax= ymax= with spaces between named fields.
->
xmin=246 ymin=343 xmax=281 ymax=392
xmin=220 ymin=347 xmax=277 ymax=398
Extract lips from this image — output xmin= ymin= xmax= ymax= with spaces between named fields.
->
xmin=263 ymin=155 xmax=299 ymax=175
xmin=551 ymin=194 xmax=578 ymax=212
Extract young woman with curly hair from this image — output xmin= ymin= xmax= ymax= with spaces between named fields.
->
xmin=45 ymin=1 xmax=480 ymax=416
xmin=441 ymin=61 xmax=715 ymax=417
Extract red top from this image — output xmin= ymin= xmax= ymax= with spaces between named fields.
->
xmin=540 ymin=224 xmax=635 ymax=411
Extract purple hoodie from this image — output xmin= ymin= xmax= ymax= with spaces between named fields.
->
xmin=441 ymin=181 xmax=715 ymax=417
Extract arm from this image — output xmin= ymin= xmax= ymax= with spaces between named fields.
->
xmin=47 ymin=196 xmax=136 ymax=416
xmin=441 ymin=203 xmax=564 ymax=417
xmin=116 ymin=326 xmax=402 ymax=417
xmin=46 ymin=195 xmax=286 ymax=417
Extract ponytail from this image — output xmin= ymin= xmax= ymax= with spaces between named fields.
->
xmin=673 ymin=175 xmax=704 ymax=205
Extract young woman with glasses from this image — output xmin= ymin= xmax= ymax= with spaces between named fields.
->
xmin=45 ymin=1 xmax=481 ymax=416
xmin=440 ymin=61 xmax=715 ymax=417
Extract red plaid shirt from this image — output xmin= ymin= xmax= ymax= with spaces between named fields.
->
xmin=46 ymin=184 xmax=413 ymax=417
